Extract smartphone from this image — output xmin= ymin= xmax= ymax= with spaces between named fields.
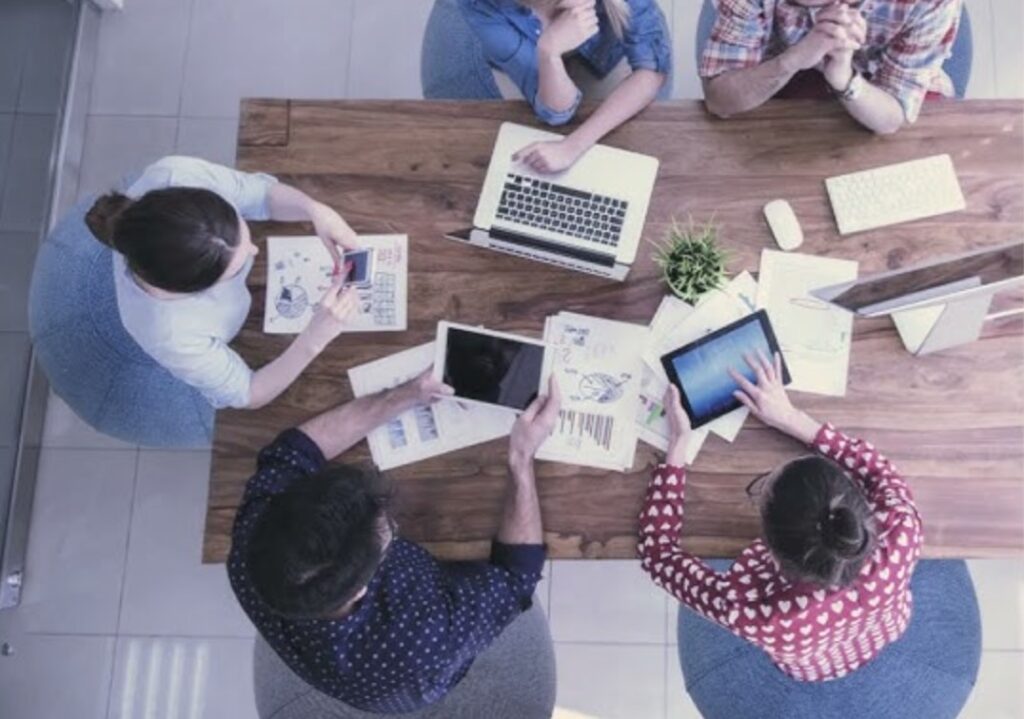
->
xmin=343 ymin=248 xmax=375 ymax=288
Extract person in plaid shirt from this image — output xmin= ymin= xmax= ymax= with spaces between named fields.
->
xmin=699 ymin=0 xmax=962 ymax=133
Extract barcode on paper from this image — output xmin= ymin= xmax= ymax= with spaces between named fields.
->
xmin=556 ymin=410 xmax=614 ymax=451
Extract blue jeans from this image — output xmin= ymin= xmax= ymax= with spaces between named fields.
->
xmin=421 ymin=0 xmax=673 ymax=103
xmin=674 ymin=560 xmax=981 ymax=719
xmin=29 ymin=195 xmax=214 ymax=448
xmin=694 ymin=0 xmax=972 ymax=98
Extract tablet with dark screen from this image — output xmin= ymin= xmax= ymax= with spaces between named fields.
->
xmin=660 ymin=311 xmax=790 ymax=428
xmin=433 ymin=322 xmax=549 ymax=412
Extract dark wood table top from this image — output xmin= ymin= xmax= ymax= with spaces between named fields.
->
xmin=203 ymin=98 xmax=1024 ymax=563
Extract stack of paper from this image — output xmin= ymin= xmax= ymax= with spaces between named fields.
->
xmin=348 ymin=343 xmax=515 ymax=471
xmin=634 ymin=272 xmax=761 ymax=463
xmin=536 ymin=312 xmax=648 ymax=471
xmin=756 ymin=250 xmax=858 ymax=397
xmin=264 ymin=234 xmax=408 ymax=334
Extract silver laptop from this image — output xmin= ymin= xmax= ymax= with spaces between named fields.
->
xmin=446 ymin=122 xmax=659 ymax=281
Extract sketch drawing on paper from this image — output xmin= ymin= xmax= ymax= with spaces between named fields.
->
xmin=274 ymin=283 xmax=310 ymax=319
xmin=264 ymin=235 xmax=409 ymax=335
xmin=564 ymin=368 xmax=632 ymax=404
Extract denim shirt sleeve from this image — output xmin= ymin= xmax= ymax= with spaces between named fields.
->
xmin=621 ymin=0 xmax=672 ymax=74
xmin=458 ymin=0 xmax=582 ymax=125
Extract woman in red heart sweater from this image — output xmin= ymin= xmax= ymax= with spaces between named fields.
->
xmin=640 ymin=350 xmax=980 ymax=719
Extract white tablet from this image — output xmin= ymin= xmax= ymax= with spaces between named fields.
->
xmin=432 ymin=321 xmax=551 ymax=413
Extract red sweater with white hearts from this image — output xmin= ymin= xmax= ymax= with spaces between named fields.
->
xmin=638 ymin=423 xmax=923 ymax=682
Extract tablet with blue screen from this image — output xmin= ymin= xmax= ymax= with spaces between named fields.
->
xmin=659 ymin=310 xmax=791 ymax=428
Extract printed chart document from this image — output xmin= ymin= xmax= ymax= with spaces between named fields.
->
xmin=756 ymin=250 xmax=858 ymax=396
xmin=636 ymin=296 xmax=708 ymax=460
xmin=348 ymin=343 xmax=514 ymax=471
xmin=636 ymin=364 xmax=709 ymax=462
xmin=642 ymin=272 xmax=759 ymax=443
xmin=264 ymin=235 xmax=408 ymax=334
xmin=537 ymin=312 xmax=646 ymax=471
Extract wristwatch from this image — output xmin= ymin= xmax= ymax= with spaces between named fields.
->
xmin=834 ymin=70 xmax=865 ymax=102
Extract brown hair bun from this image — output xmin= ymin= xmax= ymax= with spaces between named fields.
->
xmin=85 ymin=192 xmax=133 ymax=249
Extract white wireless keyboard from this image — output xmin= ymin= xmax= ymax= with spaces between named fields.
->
xmin=825 ymin=154 xmax=966 ymax=235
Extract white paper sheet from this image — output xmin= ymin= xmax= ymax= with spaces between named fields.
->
xmin=756 ymin=250 xmax=858 ymax=397
xmin=536 ymin=312 xmax=646 ymax=471
xmin=635 ymin=364 xmax=709 ymax=463
xmin=648 ymin=295 xmax=695 ymax=341
xmin=642 ymin=273 xmax=759 ymax=442
xmin=264 ymin=235 xmax=408 ymax=334
xmin=347 ymin=343 xmax=515 ymax=470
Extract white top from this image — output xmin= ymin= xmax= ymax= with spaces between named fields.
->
xmin=112 ymin=156 xmax=278 ymax=409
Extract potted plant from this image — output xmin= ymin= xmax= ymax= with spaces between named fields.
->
xmin=651 ymin=217 xmax=728 ymax=304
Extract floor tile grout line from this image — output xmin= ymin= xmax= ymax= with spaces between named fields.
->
xmin=113 ymin=448 xmax=141 ymax=636
xmin=344 ymin=0 xmax=357 ymax=99
xmin=27 ymin=629 xmax=258 ymax=640
xmin=0 ymin=114 xmax=18 ymax=209
xmin=38 ymin=443 xmax=139 ymax=453
xmin=70 ymin=4 xmax=97 ymax=212
xmin=173 ymin=0 xmax=200 ymax=136
xmin=552 ymin=639 xmax=672 ymax=647
xmin=103 ymin=630 xmax=120 ymax=719
xmin=987 ymin=0 xmax=1000 ymax=96
xmin=104 ymin=446 xmax=140 ymax=719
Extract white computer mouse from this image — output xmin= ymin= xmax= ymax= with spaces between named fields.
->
xmin=763 ymin=199 xmax=804 ymax=251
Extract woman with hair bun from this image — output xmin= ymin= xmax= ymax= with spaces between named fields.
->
xmin=640 ymin=351 xmax=981 ymax=718
xmin=84 ymin=155 xmax=361 ymax=411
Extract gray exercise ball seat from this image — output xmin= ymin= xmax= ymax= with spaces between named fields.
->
xmin=253 ymin=602 xmax=557 ymax=719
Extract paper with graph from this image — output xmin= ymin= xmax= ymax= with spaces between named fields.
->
xmin=636 ymin=364 xmax=709 ymax=462
xmin=756 ymin=250 xmax=858 ymax=396
xmin=263 ymin=235 xmax=407 ymax=334
xmin=536 ymin=312 xmax=646 ymax=471
xmin=642 ymin=272 xmax=759 ymax=443
xmin=347 ymin=343 xmax=515 ymax=471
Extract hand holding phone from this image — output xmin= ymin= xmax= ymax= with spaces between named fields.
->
xmin=340 ymin=248 xmax=375 ymax=288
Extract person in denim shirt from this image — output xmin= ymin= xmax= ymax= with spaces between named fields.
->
xmin=459 ymin=0 xmax=672 ymax=173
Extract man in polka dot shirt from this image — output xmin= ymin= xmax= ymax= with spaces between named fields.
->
xmin=228 ymin=369 xmax=561 ymax=714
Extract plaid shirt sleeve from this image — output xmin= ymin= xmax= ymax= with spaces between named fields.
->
xmin=872 ymin=0 xmax=962 ymax=123
xmin=699 ymin=0 xmax=774 ymax=79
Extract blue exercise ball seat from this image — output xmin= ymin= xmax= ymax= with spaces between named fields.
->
xmin=29 ymin=195 xmax=214 ymax=448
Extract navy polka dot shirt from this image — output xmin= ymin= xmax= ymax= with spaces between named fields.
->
xmin=228 ymin=429 xmax=546 ymax=713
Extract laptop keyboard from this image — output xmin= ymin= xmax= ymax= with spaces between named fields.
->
xmin=495 ymin=173 xmax=628 ymax=247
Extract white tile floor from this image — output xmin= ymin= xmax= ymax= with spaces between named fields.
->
xmin=2 ymin=1 xmax=1023 ymax=718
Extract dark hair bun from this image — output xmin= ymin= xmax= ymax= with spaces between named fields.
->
xmin=85 ymin=192 xmax=132 ymax=248
xmin=821 ymin=507 xmax=865 ymax=558
xmin=761 ymin=455 xmax=875 ymax=587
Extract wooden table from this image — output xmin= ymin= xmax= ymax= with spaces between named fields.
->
xmin=203 ymin=99 xmax=1024 ymax=564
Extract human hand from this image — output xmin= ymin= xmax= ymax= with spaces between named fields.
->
xmin=539 ymin=0 xmax=599 ymax=57
xmin=816 ymin=3 xmax=866 ymax=90
xmin=729 ymin=350 xmax=818 ymax=442
xmin=509 ymin=376 xmax=562 ymax=468
xmin=309 ymin=202 xmax=360 ymax=267
xmin=395 ymin=367 xmax=454 ymax=408
xmin=512 ymin=137 xmax=587 ymax=174
xmin=663 ymin=384 xmax=693 ymax=467
xmin=781 ymin=6 xmax=861 ymax=73
xmin=300 ymin=280 xmax=359 ymax=352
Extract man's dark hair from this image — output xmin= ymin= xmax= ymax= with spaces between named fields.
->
xmin=761 ymin=456 xmax=876 ymax=588
xmin=246 ymin=465 xmax=391 ymax=620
